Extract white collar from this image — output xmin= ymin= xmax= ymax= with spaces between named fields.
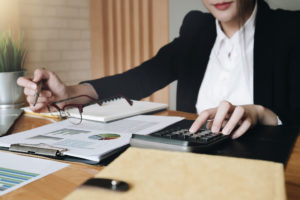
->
xmin=214 ymin=2 xmax=258 ymax=52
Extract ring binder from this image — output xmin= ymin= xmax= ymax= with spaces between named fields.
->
xmin=9 ymin=143 xmax=68 ymax=157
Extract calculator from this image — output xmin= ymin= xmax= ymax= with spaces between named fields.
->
xmin=130 ymin=120 xmax=230 ymax=152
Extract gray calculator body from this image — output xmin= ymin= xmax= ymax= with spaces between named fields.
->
xmin=130 ymin=121 xmax=230 ymax=152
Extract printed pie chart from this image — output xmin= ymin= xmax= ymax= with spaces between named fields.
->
xmin=89 ymin=134 xmax=120 ymax=140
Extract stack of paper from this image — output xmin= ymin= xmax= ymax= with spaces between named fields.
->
xmin=0 ymin=116 xmax=183 ymax=163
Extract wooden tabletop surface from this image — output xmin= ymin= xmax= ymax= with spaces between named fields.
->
xmin=1 ymin=111 xmax=300 ymax=200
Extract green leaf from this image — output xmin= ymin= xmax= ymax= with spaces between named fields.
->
xmin=0 ymin=31 xmax=27 ymax=72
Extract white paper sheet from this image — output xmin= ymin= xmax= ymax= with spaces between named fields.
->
xmin=0 ymin=151 xmax=68 ymax=196
xmin=0 ymin=115 xmax=184 ymax=163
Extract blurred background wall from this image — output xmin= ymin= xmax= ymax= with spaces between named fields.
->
xmin=19 ymin=0 xmax=91 ymax=85
xmin=0 ymin=0 xmax=169 ymax=103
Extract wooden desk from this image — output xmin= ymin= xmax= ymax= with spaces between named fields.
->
xmin=2 ymin=111 xmax=300 ymax=200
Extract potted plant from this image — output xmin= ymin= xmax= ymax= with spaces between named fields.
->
xmin=0 ymin=32 xmax=27 ymax=108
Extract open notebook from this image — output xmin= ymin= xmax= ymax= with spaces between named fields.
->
xmin=23 ymin=99 xmax=168 ymax=122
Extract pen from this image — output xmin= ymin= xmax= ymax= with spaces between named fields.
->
xmin=33 ymin=80 xmax=43 ymax=106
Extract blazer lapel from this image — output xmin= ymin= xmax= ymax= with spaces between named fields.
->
xmin=189 ymin=17 xmax=217 ymax=111
xmin=176 ymin=14 xmax=216 ymax=113
xmin=253 ymin=0 xmax=274 ymax=108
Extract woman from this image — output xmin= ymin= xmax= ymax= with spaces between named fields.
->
xmin=17 ymin=0 xmax=300 ymax=139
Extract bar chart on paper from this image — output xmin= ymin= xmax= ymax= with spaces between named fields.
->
xmin=0 ymin=167 xmax=39 ymax=192
xmin=0 ymin=152 xmax=68 ymax=196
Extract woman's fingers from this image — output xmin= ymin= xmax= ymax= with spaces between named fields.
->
xmin=189 ymin=108 xmax=215 ymax=133
xmin=27 ymin=95 xmax=49 ymax=104
xmin=32 ymin=68 xmax=51 ymax=82
xmin=24 ymin=88 xmax=35 ymax=96
xmin=29 ymin=102 xmax=48 ymax=113
xmin=211 ymin=101 xmax=234 ymax=133
xmin=24 ymin=88 xmax=52 ymax=97
xmin=17 ymin=77 xmax=36 ymax=90
xmin=222 ymin=106 xmax=245 ymax=135
xmin=190 ymin=103 xmax=264 ymax=139
xmin=25 ymin=89 xmax=53 ymax=108
xmin=206 ymin=119 xmax=213 ymax=129
xmin=18 ymin=68 xmax=52 ymax=91
xmin=231 ymin=117 xmax=252 ymax=139
xmin=26 ymin=92 xmax=55 ymax=105
xmin=18 ymin=68 xmax=60 ymax=109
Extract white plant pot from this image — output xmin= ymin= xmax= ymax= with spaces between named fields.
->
xmin=0 ymin=71 xmax=26 ymax=108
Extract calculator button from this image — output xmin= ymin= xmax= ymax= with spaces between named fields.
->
xmin=152 ymin=128 xmax=224 ymax=143
xmin=180 ymin=129 xmax=189 ymax=133
xmin=183 ymin=132 xmax=193 ymax=139
xmin=182 ymin=134 xmax=191 ymax=140
xmin=175 ymin=133 xmax=183 ymax=139
xmin=195 ymin=130 xmax=211 ymax=137
xmin=199 ymin=133 xmax=221 ymax=142
xmin=189 ymin=134 xmax=199 ymax=142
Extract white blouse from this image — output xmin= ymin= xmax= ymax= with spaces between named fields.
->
xmin=196 ymin=3 xmax=257 ymax=113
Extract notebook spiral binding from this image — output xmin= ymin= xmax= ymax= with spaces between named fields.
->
xmin=100 ymin=95 xmax=133 ymax=106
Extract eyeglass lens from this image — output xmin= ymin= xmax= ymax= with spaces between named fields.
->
xmin=63 ymin=105 xmax=82 ymax=125
xmin=47 ymin=105 xmax=82 ymax=124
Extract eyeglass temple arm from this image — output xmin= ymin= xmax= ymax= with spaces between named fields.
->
xmin=52 ymin=94 xmax=99 ymax=104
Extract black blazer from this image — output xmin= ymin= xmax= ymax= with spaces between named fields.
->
xmin=85 ymin=0 xmax=300 ymax=126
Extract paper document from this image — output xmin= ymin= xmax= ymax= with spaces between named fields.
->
xmin=76 ymin=99 xmax=168 ymax=122
xmin=0 ymin=151 xmax=68 ymax=196
xmin=0 ymin=115 xmax=183 ymax=163
xmin=22 ymin=107 xmax=59 ymax=119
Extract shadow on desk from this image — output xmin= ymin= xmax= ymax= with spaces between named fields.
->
xmin=210 ymin=125 xmax=299 ymax=165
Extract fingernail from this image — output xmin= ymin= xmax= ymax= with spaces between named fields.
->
xmin=189 ymin=127 xmax=196 ymax=133
xmin=211 ymin=126 xmax=218 ymax=133
xmin=222 ymin=128 xmax=230 ymax=135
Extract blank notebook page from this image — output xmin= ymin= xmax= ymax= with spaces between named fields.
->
xmin=69 ymin=99 xmax=168 ymax=122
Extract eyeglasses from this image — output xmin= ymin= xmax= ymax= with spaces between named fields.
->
xmin=47 ymin=95 xmax=133 ymax=124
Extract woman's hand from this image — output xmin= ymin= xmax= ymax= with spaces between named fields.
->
xmin=17 ymin=69 xmax=69 ymax=112
xmin=17 ymin=69 xmax=98 ymax=112
xmin=189 ymin=100 xmax=278 ymax=139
